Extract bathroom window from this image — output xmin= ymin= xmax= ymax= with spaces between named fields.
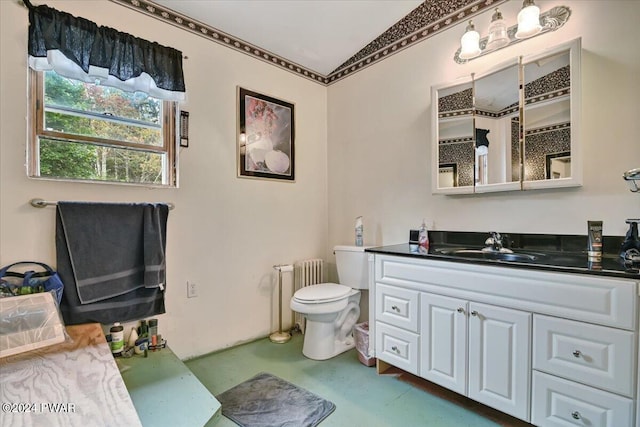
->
xmin=28 ymin=69 xmax=177 ymax=186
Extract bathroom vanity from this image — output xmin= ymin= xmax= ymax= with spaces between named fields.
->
xmin=367 ymin=238 xmax=639 ymax=427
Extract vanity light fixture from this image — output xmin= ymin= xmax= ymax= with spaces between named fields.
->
xmin=475 ymin=145 xmax=489 ymax=156
xmin=454 ymin=5 xmax=571 ymax=64
xmin=459 ymin=20 xmax=481 ymax=60
xmin=515 ymin=0 xmax=543 ymax=39
xmin=486 ymin=8 xmax=509 ymax=51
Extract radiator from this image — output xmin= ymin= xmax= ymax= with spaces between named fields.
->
xmin=294 ymin=258 xmax=325 ymax=333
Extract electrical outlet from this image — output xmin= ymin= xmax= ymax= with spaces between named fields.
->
xmin=187 ymin=281 xmax=198 ymax=298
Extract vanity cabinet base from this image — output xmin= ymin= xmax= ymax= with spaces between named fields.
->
xmin=370 ymin=254 xmax=639 ymax=427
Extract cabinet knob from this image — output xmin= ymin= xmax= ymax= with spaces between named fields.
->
xmin=391 ymin=346 xmax=400 ymax=353
xmin=572 ymin=350 xmax=581 ymax=358
xmin=571 ymin=411 xmax=581 ymax=420
xmin=471 ymin=310 xmax=479 ymax=317
xmin=457 ymin=307 xmax=465 ymax=314
xmin=391 ymin=305 xmax=400 ymax=312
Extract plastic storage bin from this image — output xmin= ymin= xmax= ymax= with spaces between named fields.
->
xmin=0 ymin=292 xmax=66 ymax=357
xmin=354 ymin=322 xmax=376 ymax=367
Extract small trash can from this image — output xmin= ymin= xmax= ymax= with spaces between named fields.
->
xmin=354 ymin=322 xmax=376 ymax=367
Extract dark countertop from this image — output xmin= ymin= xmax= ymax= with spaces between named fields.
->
xmin=366 ymin=231 xmax=640 ymax=280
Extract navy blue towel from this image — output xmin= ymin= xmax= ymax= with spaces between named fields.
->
xmin=56 ymin=202 xmax=168 ymax=325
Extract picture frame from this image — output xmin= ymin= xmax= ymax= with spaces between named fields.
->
xmin=237 ymin=87 xmax=295 ymax=181
xmin=545 ymin=151 xmax=571 ymax=180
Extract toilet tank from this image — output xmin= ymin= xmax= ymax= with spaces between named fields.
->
xmin=334 ymin=245 xmax=370 ymax=290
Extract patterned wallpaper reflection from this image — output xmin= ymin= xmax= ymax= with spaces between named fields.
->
xmin=524 ymin=124 xmax=571 ymax=181
xmin=438 ymin=88 xmax=473 ymax=115
xmin=439 ymin=140 xmax=474 ymax=187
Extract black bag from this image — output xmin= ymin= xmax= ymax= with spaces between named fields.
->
xmin=0 ymin=261 xmax=64 ymax=304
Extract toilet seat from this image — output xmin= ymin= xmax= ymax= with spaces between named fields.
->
xmin=293 ymin=283 xmax=351 ymax=304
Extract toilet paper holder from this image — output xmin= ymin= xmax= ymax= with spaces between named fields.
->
xmin=270 ymin=264 xmax=293 ymax=344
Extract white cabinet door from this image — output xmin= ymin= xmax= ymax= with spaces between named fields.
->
xmin=468 ymin=302 xmax=531 ymax=422
xmin=420 ymin=293 xmax=468 ymax=395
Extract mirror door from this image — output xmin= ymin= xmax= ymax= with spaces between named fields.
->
xmin=432 ymin=80 xmax=475 ymax=194
xmin=473 ymin=60 xmax=522 ymax=193
xmin=522 ymin=39 xmax=581 ymax=189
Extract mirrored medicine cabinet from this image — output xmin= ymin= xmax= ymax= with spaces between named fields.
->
xmin=431 ymin=38 xmax=581 ymax=195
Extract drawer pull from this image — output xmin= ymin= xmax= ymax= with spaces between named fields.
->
xmin=391 ymin=346 xmax=400 ymax=354
xmin=572 ymin=350 xmax=581 ymax=358
xmin=391 ymin=305 xmax=400 ymax=312
xmin=471 ymin=310 xmax=479 ymax=317
xmin=571 ymin=411 xmax=581 ymax=420
xmin=457 ymin=307 xmax=465 ymax=314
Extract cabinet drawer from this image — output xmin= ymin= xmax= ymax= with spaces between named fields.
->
xmin=375 ymin=284 xmax=419 ymax=332
xmin=375 ymin=322 xmax=419 ymax=375
xmin=533 ymin=315 xmax=635 ymax=397
xmin=532 ymin=371 xmax=634 ymax=427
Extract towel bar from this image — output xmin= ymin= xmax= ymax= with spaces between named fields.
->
xmin=29 ymin=198 xmax=175 ymax=210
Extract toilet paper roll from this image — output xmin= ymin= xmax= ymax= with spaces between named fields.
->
xmin=273 ymin=264 xmax=293 ymax=273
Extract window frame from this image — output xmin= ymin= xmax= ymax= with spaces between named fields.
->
xmin=28 ymin=69 xmax=177 ymax=187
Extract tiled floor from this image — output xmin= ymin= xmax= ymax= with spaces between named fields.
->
xmin=185 ymin=333 xmax=531 ymax=427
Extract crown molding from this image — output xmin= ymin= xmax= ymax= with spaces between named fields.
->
xmin=110 ymin=0 xmax=507 ymax=86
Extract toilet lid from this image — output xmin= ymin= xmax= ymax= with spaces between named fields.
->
xmin=294 ymin=283 xmax=351 ymax=303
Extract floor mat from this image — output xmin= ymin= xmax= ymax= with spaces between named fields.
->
xmin=216 ymin=372 xmax=335 ymax=427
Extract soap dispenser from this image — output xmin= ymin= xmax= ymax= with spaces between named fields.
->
xmin=355 ymin=216 xmax=363 ymax=247
xmin=418 ymin=219 xmax=429 ymax=251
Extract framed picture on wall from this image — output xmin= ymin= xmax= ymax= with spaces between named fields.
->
xmin=237 ymin=87 xmax=295 ymax=181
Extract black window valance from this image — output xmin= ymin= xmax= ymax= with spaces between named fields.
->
xmin=475 ymin=128 xmax=490 ymax=148
xmin=24 ymin=0 xmax=185 ymax=101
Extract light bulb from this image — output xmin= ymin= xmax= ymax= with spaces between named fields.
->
xmin=486 ymin=8 xmax=509 ymax=50
xmin=515 ymin=0 xmax=542 ymax=39
xmin=459 ymin=21 xmax=481 ymax=60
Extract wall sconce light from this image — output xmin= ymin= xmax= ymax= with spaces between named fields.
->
xmin=459 ymin=20 xmax=481 ymax=60
xmin=454 ymin=5 xmax=571 ymax=64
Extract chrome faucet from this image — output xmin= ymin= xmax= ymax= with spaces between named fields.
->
xmin=484 ymin=232 xmax=512 ymax=253
xmin=623 ymin=167 xmax=640 ymax=192
xmin=485 ymin=232 xmax=503 ymax=251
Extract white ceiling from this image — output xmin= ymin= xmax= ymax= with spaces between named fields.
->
xmin=153 ymin=0 xmax=423 ymax=75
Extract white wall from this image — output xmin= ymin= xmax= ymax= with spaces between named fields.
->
xmin=327 ymin=0 xmax=640 ymax=250
xmin=0 ymin=0 xmax=328 ymax=359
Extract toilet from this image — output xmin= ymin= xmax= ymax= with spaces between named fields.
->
xmin=290 ymin=245 xmax=369 ymax=360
